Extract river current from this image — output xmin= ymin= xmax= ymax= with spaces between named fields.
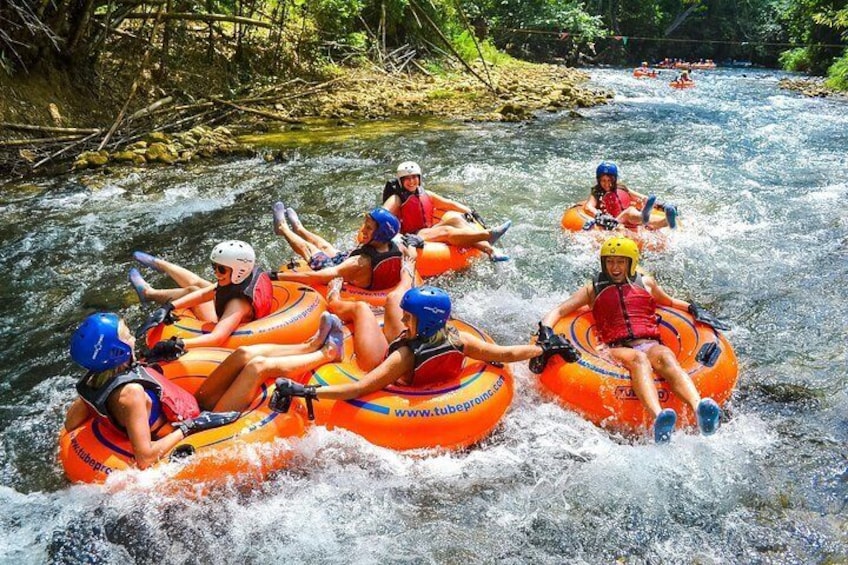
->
xmin=0 ymin=68 xmax=845 ymax=563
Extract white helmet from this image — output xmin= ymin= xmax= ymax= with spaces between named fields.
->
xmin=210 ymin=240 xmax=255 ymax=284
xmin=396 ymin=161 xmax=422 ymax=179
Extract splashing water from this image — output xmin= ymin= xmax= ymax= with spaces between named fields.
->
xmin=0 ymin=68 xmax=846 ymax=562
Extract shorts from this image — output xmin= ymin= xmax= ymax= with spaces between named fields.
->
xmin=308 ymin=251 xmax=349 ymax=271
xmin=610 ymin=339 xmax=661 ymax=353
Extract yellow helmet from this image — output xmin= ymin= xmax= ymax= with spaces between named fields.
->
xmin=600 ymin=236 xmax=640 ymax=277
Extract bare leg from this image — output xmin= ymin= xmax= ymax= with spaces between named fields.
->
xmin=144 ymin=285 xmax=205 ymax=304
xmin=276 ymin=219 xmax=326 ymax=261
xmin=196 ymin=341 xmax=322 ymax=409
xmin=212 ymin=348 xmax=335 ymax=412
xmin=418 ymin=225 xmax=489 ymax=246
xmin=146 ymin=255 xmax=211 ymax=289
xmin=328 ymin=299 xmax=386 ymax=371
xmin=132 ymin=254 xmax=216 ymax=319
xmin=619 ymin=207 xmax=669 ymax=230
xmin=608 ymin=348 xmax=662 ymax=417
xmin=383 ymin=257 xmax=417 ymax=343
xmin=130 ymin=268 xmax=203 ymax=305
xmin=647 ymin=345 xmax=701 ymax=412
xmin=284 ymin=208 xmax=338 ymax=253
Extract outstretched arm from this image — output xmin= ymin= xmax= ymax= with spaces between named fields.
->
xmin=541 ymin=284 xmax=593 ymax=327
xmin=275 ymin=257 xmax=367 ymax=286
xmin=182 ymin=297 xmax=253 ymax=348
xmin=645 ymin=277 xmax=689 ymax=310
xmin=624 ymin=185 xmax=650 ymax=202
xmin=460 ymin=333 xmax=543 ymax=363
xmin=316 ymin=348 xmax=413 ymax=400
xmin=427 ymin=192 xmax=472 ymax=215
xmin=171 ymin=284 xmax=217 ymax=310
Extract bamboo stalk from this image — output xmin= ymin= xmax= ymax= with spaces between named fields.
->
xmin=454 ymin=0 xmax=495 ymax=89
xmin=408 ymin=0 xmax=497 ymax=94
xmin=117 ymin=11 xmax=273 ymax=28
xmin=98 ymin=7 xmax=165 ymax=150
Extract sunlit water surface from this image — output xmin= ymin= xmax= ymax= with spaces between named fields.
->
xmin=0 ymin=68 xmax=845 ymax=563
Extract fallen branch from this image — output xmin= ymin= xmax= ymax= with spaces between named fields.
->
xmin=128 ymin=96 xmax=174 ymax=121
xmin=0 ymin=135 xmax=85 ymax=147
xmin=0 ymin=123 xmax=101 ymax=134
xmin=33 ymin=130 xmax=103 ymax=169
xmin=211 ymin=98 xmax=302 ymax=123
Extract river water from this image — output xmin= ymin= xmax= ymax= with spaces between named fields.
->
xmin=0 ymin=68 xmax=845 ymax=563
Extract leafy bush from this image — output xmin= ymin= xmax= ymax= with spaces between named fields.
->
xmin=779 ymin=47 xmax=812 ymax=72
xmin=825 ymin=49 xmax=848 ymax=90
xmin=452 ymin=30 xmax=512 ymax=66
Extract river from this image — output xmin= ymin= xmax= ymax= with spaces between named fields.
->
xmin=0 ymin=67 xmax=845 ymax=563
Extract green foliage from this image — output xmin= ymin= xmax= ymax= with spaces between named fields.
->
xmin=779 ymin=47 xmax=813 ymax=72
xmin=460 ymin=0 xmax=605 ymax=62
xmin=451 ymin=31 xmax=512 ymax=66
xmin=775 ymin=0 xmax=847 ymax=74
xmin=825 ymin=48 xmax=848 ymax=90
xmin=426 ymin=88 xmax=456 ymax=100
xmin=309 ymin=0 xmax=366 ymax=38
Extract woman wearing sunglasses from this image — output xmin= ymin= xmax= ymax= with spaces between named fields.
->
xmin=129 ymin=240 xmax=273 ymax=351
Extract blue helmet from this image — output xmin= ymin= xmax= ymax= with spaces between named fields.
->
xmin=367 ymin=207 xmax=400 ymax=243
xmin=70 ymin=313 xmax=133 ymax=372
xmin=400 ymin=286 xmax=451 ymax=339
xmin=596 ymin=161 xmax=619 ymax=181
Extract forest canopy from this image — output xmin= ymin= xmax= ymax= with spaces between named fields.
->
xmin=0 ymin=0 xmax=845 ymax=87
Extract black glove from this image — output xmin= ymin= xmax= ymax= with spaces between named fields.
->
xmin=401 ymin=233 xmax=425 ymax=249
xmin=145 ymin=337 xmax=186 ymax=362
xmin=594 ymin=212 xmax=619 ymax=231
xmin=135 ymin=301 xmax=179 ymax=339
xmin=530 ymin=323 xmax=581 ymax=374
xmin=529 ymin=323 xmax=555 ymax=374
xmin=463 ymin=209 xmax=488 ymax=228
xmin=268 ymin=270 xmax=280 ymax=281
xmin=269 ymin=378 xmax=320 ymax=420
xmin=177 ymin=411 xmax=240 ymax=436
xmin=688 ymin=303 xmax=731 ymax=331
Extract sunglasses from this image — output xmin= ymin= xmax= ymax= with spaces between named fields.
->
xmin=212 ymin=263 xmax=230 ymax=275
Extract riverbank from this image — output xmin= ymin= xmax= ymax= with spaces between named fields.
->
xmin=0 ymin=60 xmax=611 ymax=177
xmin=778 ymin=77 xmax=848 ymax=99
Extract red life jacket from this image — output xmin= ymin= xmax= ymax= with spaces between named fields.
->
xmin=401 ymin=190 xmax=435 ymax=234
xmin=214 ymin=267 xmax=273 ymax=320
xmin=597 ymin=187 xmax=633 ymax=218
xmin=76 ymin=365 xmax=201 ymax=430
xmin=591 ymin=273 xmax=661 ymax=346
xmin=349 ymin=242 xmax=403 ymax=290
xmin=388 ymin=327 xmax=466 ymax=386
xmin=385 ymin=180 xmax=434 ymax=234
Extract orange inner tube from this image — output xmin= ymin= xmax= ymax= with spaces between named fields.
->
xmin=147 ymin=281 xmax=325 ymax=348
xmin=58 ymin=348 xmax=307 ymax=485
xmin=560 ymin=202 xmax=669 ymax=252
xmin=295 ymin=317 xmax=514 ymax=450
xmin=538 ymin=305 xmax=738 ymax=434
